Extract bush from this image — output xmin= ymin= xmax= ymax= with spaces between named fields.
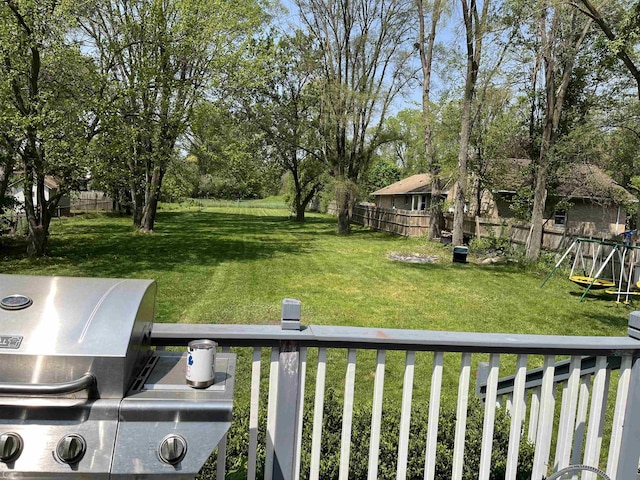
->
xmin=198 ymin=389 xmax=534 ymax=480
xmin=469 ymin=224 xmax=512 ymax=255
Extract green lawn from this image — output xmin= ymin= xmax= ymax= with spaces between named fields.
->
xmin=2 ymin=204 xmax=631 ymax=337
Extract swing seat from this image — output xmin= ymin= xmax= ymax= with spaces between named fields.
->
xmin=604 ymin=289 xmax=640 ymax=296
xmin=604 ymin=281 xmax=640 ymax=296
xmin=568 ymin=275 xmax=615 ymax=289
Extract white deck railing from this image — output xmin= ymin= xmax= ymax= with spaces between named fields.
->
xmin=151 ymin=308 xmax=640 ymax=480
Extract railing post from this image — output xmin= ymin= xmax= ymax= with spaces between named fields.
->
xmin=615 ymin=312 xmax=640 ymax=479
xmin=273 ymin=299 xmax=303 ymax=480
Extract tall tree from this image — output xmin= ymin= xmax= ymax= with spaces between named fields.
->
xmin=0 ymin=0 xmax=96 ymax=255
xmin=573 ymin=0 xmax=640 ymax=230
xmin=237 ymin=32 xmax=327 ymax=221
xmin=79 ymin=0 xmax=266 ymax=231
xmin=469 ymin=86 xmax=525 ymax=215
xmin=525 ymin=1 xmax=592 ymax=260
xmin=295 ymin=0 xmax=414 ymax=234
xmin=451 ymin=0 xmax=491 ymax=246
xmin=417 ymin=0 xmax=445 ymax=240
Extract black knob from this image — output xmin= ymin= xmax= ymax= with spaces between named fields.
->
xmin=158 ymin=435 xmax=187 ymax=465
xmin=55 ymin=434 xmax=86 ymax=464
xmin=0 ymin=433 xmax=22 ymax=462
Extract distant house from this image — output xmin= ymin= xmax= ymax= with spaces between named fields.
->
xmin=478 ymin=159 xmax=635 ymax=237
xmin=9 ymin=176 xmax=71 ymax=217
xmin=371 ymin=174 xmax=449 ymax=211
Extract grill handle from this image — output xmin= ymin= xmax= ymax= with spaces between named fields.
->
xmin=0 ymin=373 xmax=95 ymax=395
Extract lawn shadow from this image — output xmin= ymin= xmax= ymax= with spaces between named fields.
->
xmin=46 ymin=210 xmax=314 ymax=277
xmin=580 ymin=308 xmax=634 ymax=329
xmin=568 ymin=290 xmax=611 ymax=302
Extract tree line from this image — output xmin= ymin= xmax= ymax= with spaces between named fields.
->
xmin=1 ymin=0 xmax=639 ymax=259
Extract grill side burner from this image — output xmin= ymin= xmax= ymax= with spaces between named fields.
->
xmin=0 ymin=274 xmax=235 ymax=479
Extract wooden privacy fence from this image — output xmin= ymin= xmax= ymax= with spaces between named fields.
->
xmin=71 ymin=191 xmax=114 ymax=212
xmin=352 ymin=204 xmax=430 ymax=237
xmin=351 ymin=204 xmax=617 ymax=251
xmin=450 ymin=215 xmax=574 ymax=251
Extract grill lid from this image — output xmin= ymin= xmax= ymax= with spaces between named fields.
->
xmin=0 ymin=274 xmax=156 ymax=398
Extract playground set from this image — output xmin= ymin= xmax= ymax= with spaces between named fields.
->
xmin=541 ymin=233 xmax=640 ymax=303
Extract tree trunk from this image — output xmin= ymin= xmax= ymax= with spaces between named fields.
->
xmin=337 ymin=201 xmax=351 ymax=234
xmin=418 ymin=0 xmax=444 ymax=241
xmin=292 ymin=166 xmax=306 ymax=222
xmin=452 ymin=0 xmax=487 ymax=246
xmin=140 ymin=167 xmax=164 ymax=232
xmin=130 ymin=186 xmax=144 ymax=227
xmin=22 ymin=157 xmax=52 ymax=257
xmin=526 ymin=157 xmax=549 ymax=260
xmin=526 ymin=7 xmax=591 ymax=260
xmin=294 ymin=188 xmax=305 ymax=222
xmin=24 ymin=180 xmax=54 ymax=257
xmin=452 ymin=94 xmax=474 ymax=246
xmin=27 ymin=223 xmax=48 ymax=257
xmin=336 ymin=185 xmax=352 ymax=235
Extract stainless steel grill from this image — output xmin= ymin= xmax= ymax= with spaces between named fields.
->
xmin=0 ymin=274 xmax=235 ymax=479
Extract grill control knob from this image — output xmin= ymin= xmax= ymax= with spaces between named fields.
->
xmin=0 ymin=432 xmax=22 ymax=462
xmin=56 ymin=434 xmax=86 ymax=464
xmin=158 ymin=435 xmax=187 ymax=465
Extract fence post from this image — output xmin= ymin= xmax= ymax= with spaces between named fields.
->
xmin=273 ymin=299 xmax=303 ymax=480
xmin=614 ymin=312 xmax=640 ymax=479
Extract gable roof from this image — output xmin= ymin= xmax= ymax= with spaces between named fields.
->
xmin=489 ymin=159 xmax=635 ymax=203
xmin=372 ymin=174 xmax=444 ymax=196
xmin=8 ymin=174 xmax=60 ymax=191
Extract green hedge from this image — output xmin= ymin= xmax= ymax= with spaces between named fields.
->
xmin=198 ymin=389 xmax=534 ymax=480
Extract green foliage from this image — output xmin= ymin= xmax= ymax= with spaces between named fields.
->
xmin=362 ymin=159 xmax=401 ymax=199
xmin=198 ymin=389 xmax=534 ymax=480
xmin=232 ymin=31 xmax=327 ymax=221
xmin=296 ymin=0 xmax=414 ymax=231
xmin=190 ymin=100 xmax=281 ymax=200
xmin=0 ymin=0 xmax=99 ymax=254
xmin=469 ymin=224 xmax=513 ymax=254
xmin=80 ymin=0 xmax=269 ymax=228
xmin=161 ymin=157 xmax=200 ymax=202
xmin=378 ymin=109 xmax=426 ymax=175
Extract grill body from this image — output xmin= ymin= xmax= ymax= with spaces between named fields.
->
xmin=0 ymin=274 xmax=234 ymax=479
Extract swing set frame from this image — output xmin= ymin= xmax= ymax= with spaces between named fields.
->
xmin=540 ymin=237 xmax=640 ymax=303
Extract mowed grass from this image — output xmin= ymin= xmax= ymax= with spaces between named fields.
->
xmin=1 ymin=204 xmax=630 ymax=335
xmin=0 ymin=205 xmax=633 ymax=406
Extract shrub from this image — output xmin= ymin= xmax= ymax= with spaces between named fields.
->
xmin=197 ymin=389 xmax=535 ymax=480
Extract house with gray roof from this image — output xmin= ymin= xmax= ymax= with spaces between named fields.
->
xmin=479 ymin=159 xmax=635 ymax=238
xmin=371 ymin=174 xmax=449 ymax=212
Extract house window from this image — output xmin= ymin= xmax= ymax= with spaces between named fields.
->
xmin=420 ymin=195 xmax=427 ymax=211
xmin=554 ymin=210 xmax=567 ymax=226
xmin=404 ymin=195 xmax=410 ymax=206
xmin=391 ymin=197 xmax=396 ymax=209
